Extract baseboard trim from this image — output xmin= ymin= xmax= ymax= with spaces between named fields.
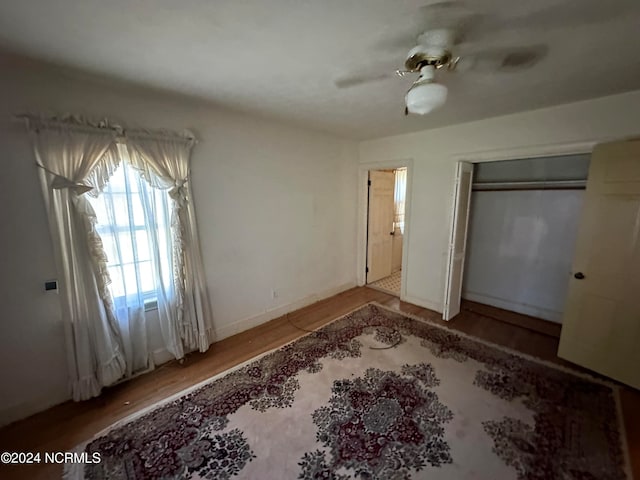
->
xmin=152 ymin=348 xmax=175 ymax=367
xmin=1 ymin=283 xmax=357 ymax=427
xmin=213 ymin=281 xmax=357 ymax=341
xmin=0 ymin=391 xmax=68 ymax=428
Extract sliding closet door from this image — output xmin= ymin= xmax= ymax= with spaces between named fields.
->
xmin=443 ymin=162 xmax=473 ymax=320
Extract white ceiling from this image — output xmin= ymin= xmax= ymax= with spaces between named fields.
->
xmin=1 ymin=0 xmax=639 ymax=139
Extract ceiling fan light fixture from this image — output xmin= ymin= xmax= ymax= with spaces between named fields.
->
xmin=405 ymin=81 xmax=448 ymax=115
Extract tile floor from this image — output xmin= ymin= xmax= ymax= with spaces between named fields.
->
xmin=368 ymin=269 xmax=401 ymax=296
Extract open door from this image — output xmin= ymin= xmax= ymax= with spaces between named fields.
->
xmin=443 ymin=161 xmax=474 ymax=320
xmin=367 ymin=170 xmax=395 ymax=283
xmin=558 ymin=140 xmax=640 ymax=389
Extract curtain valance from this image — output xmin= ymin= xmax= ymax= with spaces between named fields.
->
xmin=17 ymin=113 xmax=196 ymax=144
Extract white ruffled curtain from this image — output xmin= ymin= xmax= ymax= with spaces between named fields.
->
xmin=27 ymin=116 xmax=214 ymax=401
xmin=126 ymin=132 xmax=214 ymax=359
xmin=29 ymin=120 xmax=127 ymax=400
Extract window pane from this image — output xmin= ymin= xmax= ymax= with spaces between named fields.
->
xmin=115 ymin=231 xmax=134 ymax=264
xmin=107 ymin=166 xmax=127 ymax=193
xmin=135 ymin=231 xmax=151 ymax=262
xmin=87 ymin=160 xmax=173 ymax=300
xmin=130 ymin=195 xmax=146 ymax=226
xmin=122 ymin=263 xmax=139 ymax=296
xmin=109 ymin=267 xmax=125 ymax=299
xmin=124 ymin=165 xmax=140 ymax=193
xmin=138 ymin=261 xmax=155 ymax=294
xmin=110 ymin=194 xmax=132 ymax=227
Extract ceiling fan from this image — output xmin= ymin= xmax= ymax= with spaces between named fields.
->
xmin=395 ymin=28 xmax=546 ymax=115
xmin=333 ymin=1 xmax=564 ymax=116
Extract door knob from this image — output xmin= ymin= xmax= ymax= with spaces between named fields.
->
xmin=574 ymin=272 xmax=585 ymax=280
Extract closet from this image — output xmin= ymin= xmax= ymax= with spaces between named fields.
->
xmin=462 ymin=154 xmax=590 ymax=323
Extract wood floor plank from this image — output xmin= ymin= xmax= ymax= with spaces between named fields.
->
xmin=0 ymin=286 xmax=637 ymax=479
xmin=461 ymin=299 xmax=563 ymax=338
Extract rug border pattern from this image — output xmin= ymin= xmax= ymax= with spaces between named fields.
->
xmin=371 ymin=302 xmax=631 ymax=480
xmin=63 ymin=301 xmax=632 ymax=480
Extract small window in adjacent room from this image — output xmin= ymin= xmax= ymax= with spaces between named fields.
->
xmin=88 ymin=148 xmax=172 ymax=308
xmin=393 ymin=167 xmax=407 ymax=234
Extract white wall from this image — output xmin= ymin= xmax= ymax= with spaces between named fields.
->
xmin=0 ymin=55 xmax=359 ymax=425
xmin=463 ymin=190 xmax=584 ymax=322
xmin=359 ymin=90 xmax=640 ymax=312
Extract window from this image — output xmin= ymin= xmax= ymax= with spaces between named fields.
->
xmin=393 ymin=167 xmax=407 ymax=234
xmin=88 ymin=150 xmax=172 ymax=303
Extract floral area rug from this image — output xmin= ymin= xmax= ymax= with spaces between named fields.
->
xmin=67 ymin=303 xmax=630 ymax=479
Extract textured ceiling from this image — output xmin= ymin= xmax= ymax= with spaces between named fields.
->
xmin=1 ymin=0 xmax=639 ymax=139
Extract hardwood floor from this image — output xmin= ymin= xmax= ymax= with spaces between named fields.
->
xmin=461 ymin=299 xmax=563 ymax=338
xmin=0 ymin=286 xmax=638 ymax=479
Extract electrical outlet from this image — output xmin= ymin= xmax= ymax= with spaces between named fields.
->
xmin=271 ymin=289 xmax=279 ymax=299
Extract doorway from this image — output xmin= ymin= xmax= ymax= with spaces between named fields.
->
xmin=365 ymin=167 xmax=407 ymax=297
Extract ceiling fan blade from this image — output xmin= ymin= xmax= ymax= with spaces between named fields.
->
xmin=374 ymin=2 xmax=479 ymax=53
xmin=453 ymin=44 xmax=548 ymax=73
xmin=417 ymin=1 xmax=475 ymax=31
xmin=462 ymin=0 xmax=637 ymax=42
xmin=377 ymin=0 xmax=637 ymax=56
xmin=375 ymin=32 xmax=419 ymax=54
xmin=334 ymin=72 xmax=395 ymax=89
xmin=429 ymin=0 xmax=637 ymax=47
xmin=500 ymin=0 xmax=636 ymax=32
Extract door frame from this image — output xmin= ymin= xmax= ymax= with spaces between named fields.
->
xmin=442 ymin=140 xmax=597 ymax=320
xmin=357 ymin=158 xmax=414 ymax=301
